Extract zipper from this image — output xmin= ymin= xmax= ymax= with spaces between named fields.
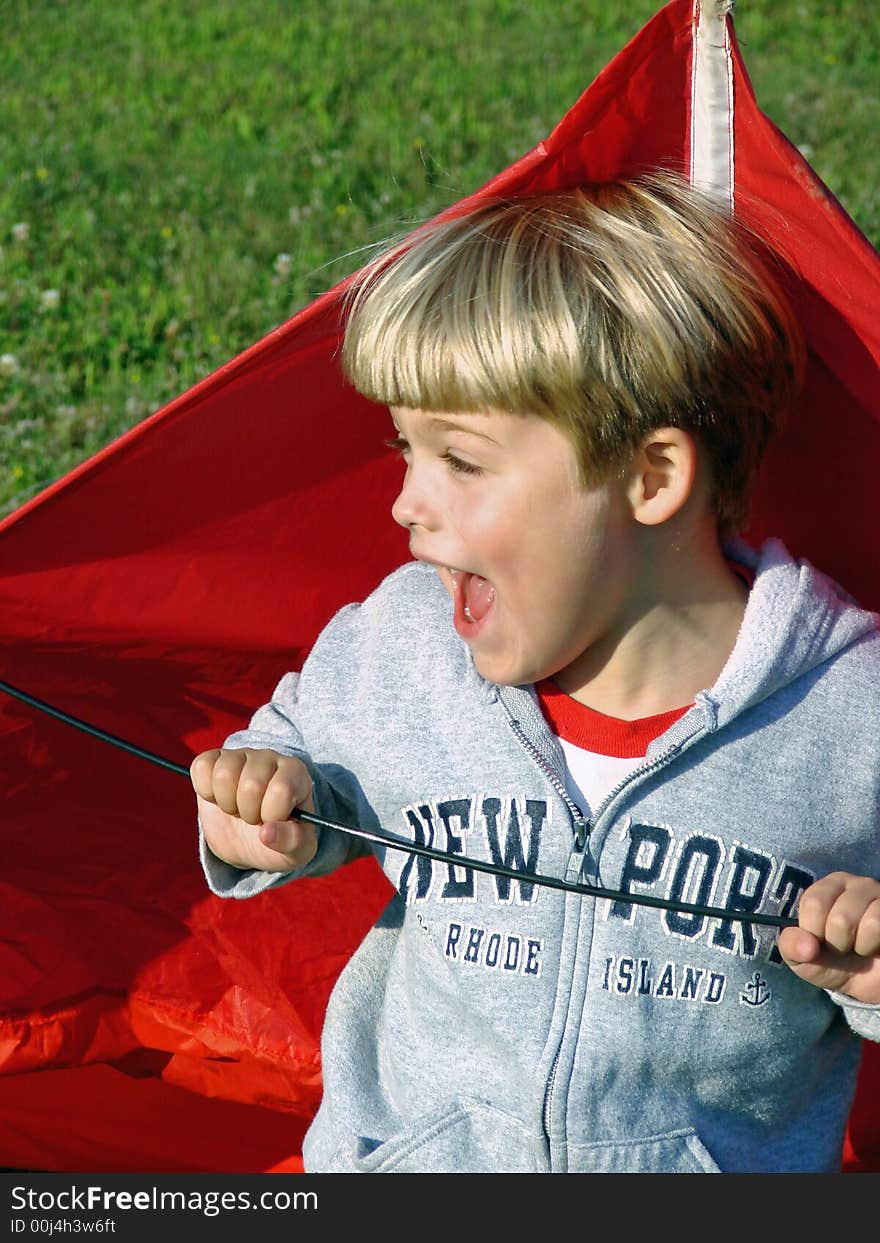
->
xmin=507 ymin=705 xmax=709 ymax=1164
xmin=540 ymin=844 xmax=592 ymax=1151
xmin=543 ymin=1045 xmax=563 ymax=1139
xmin=507 ymin=716 xmax=587 ymax=1159
xmin=507 ymin=718 xmax=590 ymax=846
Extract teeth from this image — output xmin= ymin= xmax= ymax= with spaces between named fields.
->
xmin=463 ymin=604 xmax=473 ymax=621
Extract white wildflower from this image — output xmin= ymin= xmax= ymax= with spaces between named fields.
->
xmin=274 ymin=252 xmax=292 ymax=278
xmin=12 ymin=222 xmax=29 ymax=242
xmin=0 ymin=354 xmax=19 ymax=376
xmin=797 ymin=143 xmax=815 ymax=160
xmin=40 ymin=288 xmax=60 ymax=310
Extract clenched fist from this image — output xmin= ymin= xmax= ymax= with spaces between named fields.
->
xmin=778 ymin=871 xmax=880 ymax=1004
xmin=191 ymin=747 xmax=318 ymax=873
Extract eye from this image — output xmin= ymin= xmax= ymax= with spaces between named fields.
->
xmin=385 ymin=436 xmax=410 ymax=458
xmin=441 ymin=451 xmax=483 ymax=477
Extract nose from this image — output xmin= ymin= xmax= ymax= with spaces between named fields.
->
xmin=391 ymin=462 xmax=438 ymax=531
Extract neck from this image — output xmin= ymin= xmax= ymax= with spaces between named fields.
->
xmin=554 ymin=524 xmax=748 ymax=721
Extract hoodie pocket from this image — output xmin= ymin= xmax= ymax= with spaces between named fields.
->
xmin=569 ymin=1127 xmax=721 ymax=1173
xmin=331 ymin=1099 xmax=539 ymax=1173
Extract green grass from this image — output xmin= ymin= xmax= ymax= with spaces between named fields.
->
xmin=2 ymin=0 xmax=878 ymax=517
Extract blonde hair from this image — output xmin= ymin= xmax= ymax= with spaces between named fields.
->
xmin=341 ymin=171 xmax=805 ymax=531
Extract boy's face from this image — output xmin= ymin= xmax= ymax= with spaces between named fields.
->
xmin=389 ymin=406 xmax=638 ymax=688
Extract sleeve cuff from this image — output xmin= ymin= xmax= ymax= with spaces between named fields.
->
xmin=826 ymin=990 xmax=880 ymax=1042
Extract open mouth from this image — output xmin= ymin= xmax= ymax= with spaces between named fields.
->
xmin=448 ymin=569 xmax=496 ymax=637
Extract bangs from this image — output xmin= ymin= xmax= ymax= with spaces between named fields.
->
xmin=339 ymin=204 xmax=596 ymax=424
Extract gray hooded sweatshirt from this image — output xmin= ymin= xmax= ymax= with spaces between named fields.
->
xmin=200 ymin=537 xmax=880 ymax=1173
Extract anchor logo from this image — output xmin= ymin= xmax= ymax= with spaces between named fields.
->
xmin=740 ymin=971 xmax=771 ymax=1007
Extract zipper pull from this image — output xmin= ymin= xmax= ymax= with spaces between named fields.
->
xmin=567 ymin=815 xmax=592 ymax=884
xmin=574 ymin=816 xmax=591 ymax=851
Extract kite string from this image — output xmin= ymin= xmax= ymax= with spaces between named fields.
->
xmin=0 ymin=677 xmax=797 ymax=930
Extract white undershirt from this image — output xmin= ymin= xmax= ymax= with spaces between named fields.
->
xmin=558 ymin=740 xmax=644 ymax=817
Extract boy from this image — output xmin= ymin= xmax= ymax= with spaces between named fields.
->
xmin=192 ymin=173 xmax=880 ymax=1173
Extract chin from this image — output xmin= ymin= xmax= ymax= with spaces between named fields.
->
xmin=471 ymin=651 xmax=536 ymax=689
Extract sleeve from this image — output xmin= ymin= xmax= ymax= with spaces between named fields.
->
xmin=827 ymin=992 xmax=880 ymax=1043
xmin=199 ymin=666 xmax=374 ymax=900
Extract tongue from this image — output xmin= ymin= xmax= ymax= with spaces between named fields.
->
xmin=463 ymin=573 xmax=495 ymax=621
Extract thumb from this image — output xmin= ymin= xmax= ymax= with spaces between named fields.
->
xmin=777 ymin=927 xmax=854 ymax=994
xmin=257 ymin=782 xmax=317 ymax=859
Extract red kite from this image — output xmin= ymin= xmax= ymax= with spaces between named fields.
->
xmin=1 ymin=0 xmax=877 ymax=1172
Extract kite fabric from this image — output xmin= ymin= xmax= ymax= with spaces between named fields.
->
xmin=1 ymin=0 xmax=878 ymax=1173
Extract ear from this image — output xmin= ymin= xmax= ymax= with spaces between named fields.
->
xmin=625 ymin=427 xmax=699 ymax=526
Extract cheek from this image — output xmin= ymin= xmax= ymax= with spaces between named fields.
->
xmin=449 ymin=491 xmax=513 ymax=555
xmin=531 ymin=509 xmax=617 ymax=615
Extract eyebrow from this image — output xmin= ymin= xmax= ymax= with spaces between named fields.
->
xmin=422 ymin=415 xmax=502 ymax=446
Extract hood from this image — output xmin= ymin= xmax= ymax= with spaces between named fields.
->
xmin=703 ymin=536 xmax=880 ymax=730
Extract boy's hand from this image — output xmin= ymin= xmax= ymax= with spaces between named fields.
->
xmin=190 ymin=747 xmax=318 ymax=873
xmin=778 ymin=872 xmax=880 ymax=1004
